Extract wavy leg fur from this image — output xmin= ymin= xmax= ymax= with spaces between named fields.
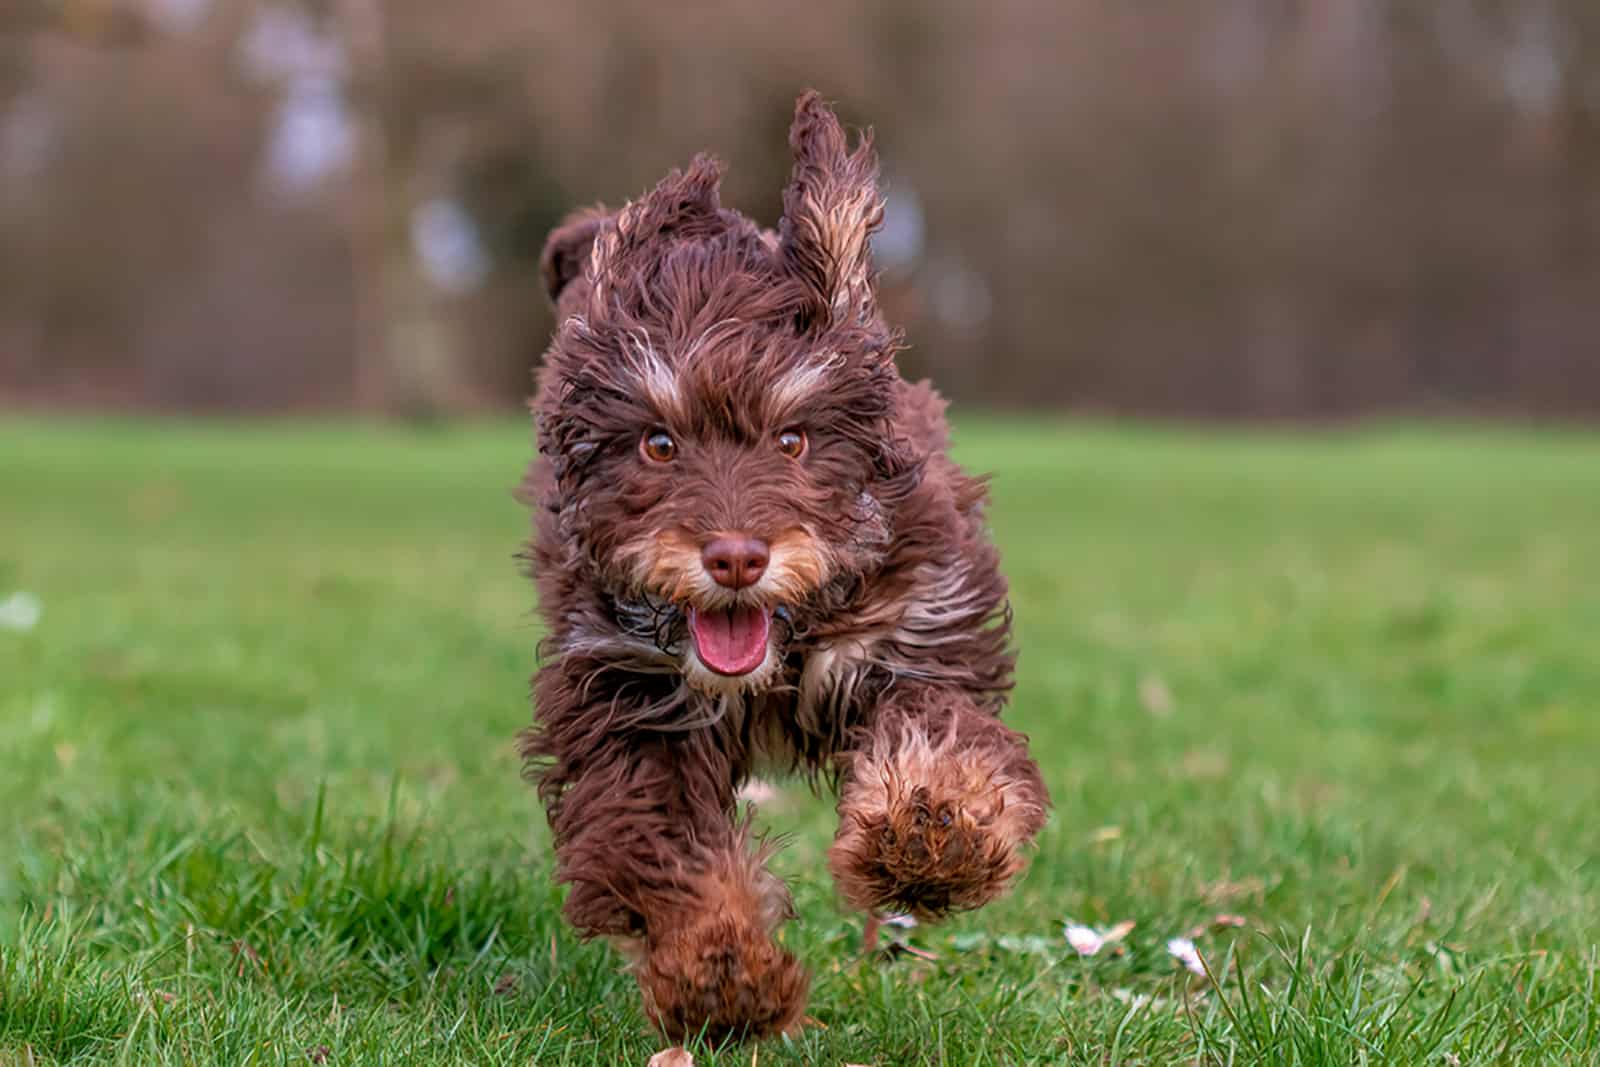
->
xmin=830 ymin=691 xmax=1048 ymax=921
xmin=545 ymin=695 xmax=1042 ymax=1042
xmin=626 ymin=842 xmax=808 ymax=1043
xmin=536 ymin=728 xmax=808 ymax=1042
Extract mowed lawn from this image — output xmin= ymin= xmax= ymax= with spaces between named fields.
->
xmin=3 ymin=416 xmax=1599 ymax=1065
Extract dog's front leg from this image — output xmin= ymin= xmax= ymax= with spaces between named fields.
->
xmin=829 ymin=685 xmax=1048 ymax=921
xmin=537 ymin=726 xmax=808 ymax=1042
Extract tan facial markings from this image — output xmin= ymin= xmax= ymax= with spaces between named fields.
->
xmin=617 ymin=526 xmax=832 ymax=614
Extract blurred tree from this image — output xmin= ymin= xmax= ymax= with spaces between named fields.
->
xmin=1 ymin=0 xmax=1596 ymax=417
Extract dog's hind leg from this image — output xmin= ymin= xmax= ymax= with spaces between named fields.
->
xmin=533 ymin=727 xmax=808 ymax=1042
xmin=828 ymin=685 xmax=1049 ymax=921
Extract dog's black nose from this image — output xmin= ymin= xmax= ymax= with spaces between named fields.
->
xmin=701 ymin=535 xmax=770 ymax=590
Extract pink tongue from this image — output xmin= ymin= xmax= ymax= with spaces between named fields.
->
xmin=690 ymin=605 xmax=772 ymax=676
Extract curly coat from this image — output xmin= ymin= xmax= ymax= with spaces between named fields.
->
xmin=519 ymin=91 xmax=1048 ymax=1042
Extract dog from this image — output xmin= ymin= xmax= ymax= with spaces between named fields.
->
xmin=519 ymin=91 xmax=1048 ymax=1042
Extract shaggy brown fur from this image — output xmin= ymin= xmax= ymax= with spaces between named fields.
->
xmin=519 ymin=91 xmax=1048 ymax=1042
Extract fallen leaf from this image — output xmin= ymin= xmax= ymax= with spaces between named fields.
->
xmin=1166 ymin=937 xmax=1207 ymax=976
xmin=1201 ymin=876 xmax=1266 ymax=905
xmin=1182 ymin=913 xmax=1249 ymax=939
xmin=1180 ymin=749 xmax=1230 ymax=780
xmin=647 ymin=1049 xmax=694 ymax=1067
xmin=231 ymin=939 xmax=263 ymax=976
xmin=492 ymin=973 xmax=518 ymax=996
xmin=306 ymin=1046 xmax=331 ymax=1065
xmin=0 ymin=592 xmax=42 ymax=632
xmin=881 ymin=941 xmax=939 ymax=962
xmin=1139 ymin=675 xmax=1174 ymax=716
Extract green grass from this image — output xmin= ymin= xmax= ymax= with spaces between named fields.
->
xmin=3 ymin=415 xmax=1599 ymax=1065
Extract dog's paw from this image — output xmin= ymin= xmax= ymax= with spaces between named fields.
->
xmin=633 ymin=912 xmax=809 ymax=1043
xmin=830 ymin=782 xmax=1028 ymax=920
xmin=829 ymin=714 xmax=1047 ymax=921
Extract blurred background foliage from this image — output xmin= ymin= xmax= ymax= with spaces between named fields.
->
xmin=1 ymin=0 xmax=1597 ymax=418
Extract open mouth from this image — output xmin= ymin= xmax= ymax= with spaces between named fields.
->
xmin=687 ymin=605 xmax=772 ymax=676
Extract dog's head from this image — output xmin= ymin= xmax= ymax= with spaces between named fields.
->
xmin=534 ymin=92 xmax=917 ymax=693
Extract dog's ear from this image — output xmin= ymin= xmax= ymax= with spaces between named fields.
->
xmin=540 ymin=206 xmax=610 ymax=308
xmin=544 ymin=159 xmax=726 ymax=315
xmin=779 ymin=91 xmax=884 ymax=331
xmin=585 ymin=155 xmax=725 ymax=301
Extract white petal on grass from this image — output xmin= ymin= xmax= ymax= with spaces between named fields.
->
xmin=1166 ymin=937 xmax=1207 ymax=976
xmin=1065 ymin=923 xmax=1104 ymax=956
xmin=647 ymin=1049 xmax=694 ymax=1067
xmin=1064 ymin=919 xmax=1135 ymax=957
xmin=0 ymin=592 xmax=41 ymax=631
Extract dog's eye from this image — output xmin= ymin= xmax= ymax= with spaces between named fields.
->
xmin=776 ymin=428 xmax=807 ymax=459
xmin=640 ymin=430 xmax=677 ymax=463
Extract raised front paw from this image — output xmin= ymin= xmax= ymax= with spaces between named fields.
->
xmin=632 ymin=911 xmax=810 ymax=1043
xmin=829 ymin=783 xmax=1025 ymax=920
xmin=828 ymin=713 xmax=1047 ymax=921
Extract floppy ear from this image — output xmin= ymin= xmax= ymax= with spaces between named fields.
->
xmin=779 ymin=91 xmax=884 ymax=330
xmin=539 ymin=206 xmax=610 ymax=308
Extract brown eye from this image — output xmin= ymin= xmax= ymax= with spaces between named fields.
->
xmin=776 ymin=428 xmax=807 ymax=459
xmin=640 ymin=430 xmax=676 ymax=463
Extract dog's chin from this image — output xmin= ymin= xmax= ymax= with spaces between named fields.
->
xmin=682 ymin=641 xmax=781 ymax=696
